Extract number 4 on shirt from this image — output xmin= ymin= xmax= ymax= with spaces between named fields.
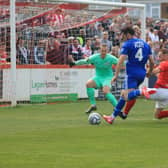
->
xmin=135 ymin=48 xmax=143 ymax=61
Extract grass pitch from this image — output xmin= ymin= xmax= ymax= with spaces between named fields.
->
xmin=0 ymin=99 xmax=168 ymax=168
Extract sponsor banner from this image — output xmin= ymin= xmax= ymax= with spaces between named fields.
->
xmin=30 ymin=93 xmax=78 ymax=103
xmin=31 ymin=69 xmax=95 ymax=98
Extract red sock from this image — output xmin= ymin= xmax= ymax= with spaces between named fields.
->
xmin=124 ymin=99 xmax=136 ymax=115
xmin=156 ymin=111 xmax=168 ymax=119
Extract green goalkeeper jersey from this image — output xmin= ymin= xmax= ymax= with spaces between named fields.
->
xmin=75 ymin=53 xmax=118 ymax=78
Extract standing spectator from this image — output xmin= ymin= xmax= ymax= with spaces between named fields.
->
xmin=111 ymin=32 xmax=121 ymax=47
xmin=111 ymin=46 xmax=120 ymax=58
xmin=101 ymin=31 xmax=112 ymax=52
xmin=158 ymin=24 xmax=167 ymax=42
xmin=86 ymin=23 xmax=97 ymax=38
xmin=46 ymin=37 xmax=66 ymax=64
xmin=149 ymin=29 xmax=159 ymax=42
xmin=96 ymin=23 xmax=104 ymax=38
xmin=152 ymin=41 xmax=161 ymax=65
xmin=82 ymin=38 xmax=92 ymax=58
xmin=33 ymin=40 xmax=46 ymax=64
xmin=91 ymin=36 xmax=101 ymax=54
xmin=68 ymin=38 xmax=84 ymax=62
xmin=48 ymin=8 xmax=64 ymax=28
xmin=0 ymin=43 xmax=7 ymax=64
xmin=16 ymin=38 xmax=30 ymax=64
xmin=133 ymin=25 xmax=141 ymax=38
xmin=77 ymin=29 xmax=86 ymax=47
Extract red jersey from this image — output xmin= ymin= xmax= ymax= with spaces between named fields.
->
xmin=154 ymin=60 xmax=168 ymax=88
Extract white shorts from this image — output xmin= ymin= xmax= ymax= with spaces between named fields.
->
xmin=150 ymin=88 xmax=168 ymax=109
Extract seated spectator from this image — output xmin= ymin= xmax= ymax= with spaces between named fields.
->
xmin=68 ymin=38 xmax=84 ymax=62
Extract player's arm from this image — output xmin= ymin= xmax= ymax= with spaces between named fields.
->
xmin=69 ymin=58 xmax=90 ymax=67
xmin=152 ymin=66 xmax=161 ymax=75
xmin=146 ymin=55 xmax=155 ymax=77
xmin=111 ymin=55 xmax=119 ymax=65
xmin=152 ymin=61 xmax=167 ymax=75
xmin=112 ymin=55 xmax=126 ymax=82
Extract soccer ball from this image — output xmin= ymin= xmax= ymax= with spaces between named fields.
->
xmin=88 ymin=112 xmax=101 ymax=125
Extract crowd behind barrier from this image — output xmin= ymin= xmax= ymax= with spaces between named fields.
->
xmin=0 ymin=13 xmax=168 ymax=65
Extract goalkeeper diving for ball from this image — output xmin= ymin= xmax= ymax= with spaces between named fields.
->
xmin=69 ymin=43 xmax=119 ymax=114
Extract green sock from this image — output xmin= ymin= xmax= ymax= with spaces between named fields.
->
xmin=87 ymin=88 xmax=96 ymax=105
xmin=105 ymin=93 xmax=118 ymax=107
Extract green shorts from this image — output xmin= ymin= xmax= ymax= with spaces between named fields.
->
xmin=91 ymin=76 xmax=112 ymax=89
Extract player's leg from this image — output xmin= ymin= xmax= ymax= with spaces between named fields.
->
xmin=115 ymin=77 xmax=138 ymax=120
xmin=121 ymin=87 xmax=157 ymax=119
xmin=102 ymin=79 xmax=118 ymax=107
xmin=154 ymin=103 xmax=168 ymax=119
xmin=103 ymin=77 xmax=132 ymax=124
xmin=119 ymin=76 xmax=150 ymax=119
xmin=119 ymin=99 xmax=137 ymax=119
xmin=103 ymin=89 xmax=126 ymax=124
xmin=155 ymin=109 xmax=168 ymax=119
xmin=85 ymin=77 xmax=100 ymax=114
xmin=152 ymin=89 xmax=168 ymax=119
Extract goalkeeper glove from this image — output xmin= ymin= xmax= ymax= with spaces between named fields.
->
xmin=69 ymin=61 xmax=76 ymax=67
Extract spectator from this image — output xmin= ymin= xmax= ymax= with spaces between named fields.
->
xmin=101 ymin=31 xmax=112 ymax=52
xmin=111 ymin=46 xmax=120 ymax=58
xmin=46 ymin=37 xmax=66 ymax=64
xmin=133 ymin=25 xmax=141 ymax=38
xmin=16 ymin=38 xmax=30 ymax=64
xmin=152 ymin=41 xmax=161 ymax=65
xmin=0 ymin=43 xmax=7 ymax=64
xmin=112 ymin=32 xmax=121 ymax=47
xmin=91 ymin=36 xmax=101 ymax=54
xmin=151 ymin=29 xmax=159 ymax=42
xmin=86 ymin=23 xmax=97 ymax=38
xmin=68 ymin=38 xmax=84 ymax=62
xmin=77 ymin=29 xmax=86 ymax=47
xmin=96 ymin=23 xmax=104 ymax=38
xmin=82 ymin=38 xmax=92 ymax=58
xmin=33 ymin=40 xmax=46 ymax=64
xmin=148 ymin=41 xmax=161 ymax=87
xmin=158 ymin=24 xmax=167 ymax=42
xmin=163 ymin=39 xmax=168 ymax=49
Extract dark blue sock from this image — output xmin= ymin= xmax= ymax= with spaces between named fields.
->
xmin=113 ymin=97 xmax=125 ymax=117
xmin=127 ymin=90 xmax=141 ymax=100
